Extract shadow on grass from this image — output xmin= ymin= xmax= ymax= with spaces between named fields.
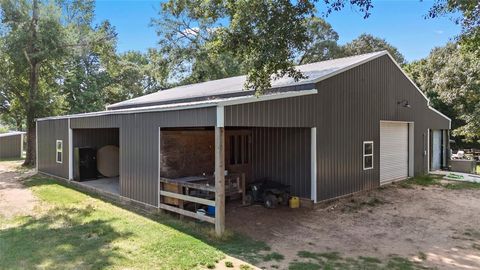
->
xmin=21 ymin=175 xmax=271 ymax=266
xmin=290 ymin=251 xmax=428 ymax=270
xmin=0 ymin=205 xmax=129 ymax=269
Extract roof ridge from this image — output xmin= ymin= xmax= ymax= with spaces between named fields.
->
xmin=107 ymin=51 xmax=389 ymax=110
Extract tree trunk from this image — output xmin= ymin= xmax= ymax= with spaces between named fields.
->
xmin=23 ymin=0 xmax=39 ymax=167
xmin=24 ymin=61 xmax=39 ymax=166
xmin=24 ymin=113 xmax=36 ymax=166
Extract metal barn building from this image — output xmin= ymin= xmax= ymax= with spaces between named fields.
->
xmin=0 ymin=132 xmax=25 ymax=159
xmin=36 ymin=51 xmax=450 ymax=235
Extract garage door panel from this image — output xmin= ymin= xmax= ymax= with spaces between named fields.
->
xmin=380 ymin=122 xmax=409 ymax=183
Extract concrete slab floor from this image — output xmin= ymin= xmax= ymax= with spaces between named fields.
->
xmin=79 ymin=177 xmax=120 ymax=195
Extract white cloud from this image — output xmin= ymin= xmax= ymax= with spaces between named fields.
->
xmin=434 ymin=30 xmax=444 ymax=34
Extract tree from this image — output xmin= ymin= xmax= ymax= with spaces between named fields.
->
xmin=102 ymin=49 xmax=169 ymax=106
xmin=153 ymin=10 xmax=342 ymax=85
xmin=427 ymin=0 xmax=479 ymax=54
xmin=339 ymin=34 xmax=406 ymax=65
xmin=152 ymin=7 xmax=245 ymax=86
xmin=60 ymin=21 xmax=168 ymax=114
xmin=156 ymin=0 xmax=374 ymax=94
xmin=0 ymin=0 xmax=111 ymax=166
xmin=297 ymin=17 xmax=341 ymax=65
xmin=405 ymin=43 xmax=480 ymax=145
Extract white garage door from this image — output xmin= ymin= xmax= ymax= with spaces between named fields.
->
xmin=380 ymin=122 xmax=409 ymax=184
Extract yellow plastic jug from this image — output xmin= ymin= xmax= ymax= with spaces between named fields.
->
xmin=289 ymin=196 xmax=300 ymax=208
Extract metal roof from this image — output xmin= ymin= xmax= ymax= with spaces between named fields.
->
xmin=107 ymin=51 xmax=388 ymax=110
xmin=0 ymin=131 xmax=26 ymax=138
xmin=36 ymin=89 xmax=318 ymax=121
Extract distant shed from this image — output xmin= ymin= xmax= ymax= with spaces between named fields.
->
xmin=0 ymin=132 xmax=25 ymax=159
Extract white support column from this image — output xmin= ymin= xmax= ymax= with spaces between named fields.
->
xmin=68 ymin=118 xmax=73 ymax=180
xmin=408 ymin=123 xmax=414 ymax=177
xmin=215 ymin=106 xmax=225 ymax=236
xmin=427 ymin=129 xmax=430 ymax=173
xmin=20 ymin=133 xmax=24 ymax=158
xmin=158 ymin=127 xmax=161 ymax=208
xmin=310 ymin=127 xmax=317 ymax=203
xmin=35 ymin=120 xmax=38 ymax=173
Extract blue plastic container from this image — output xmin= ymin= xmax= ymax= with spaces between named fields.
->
xmin=207 ymin=205 xmax=215 ymax=217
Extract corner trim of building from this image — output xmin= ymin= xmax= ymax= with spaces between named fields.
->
xmin=35 ymin=120 xmax=38 ymax=173
xmin=157 ymin=126 xmax=161 ymax=208
xmin=68 ymin=119 xmax=73 ymax=181
xmin=311 ymin=127 xmax=317 ymax=203
xmin=20 ymin=133 xmax=23 ymax=158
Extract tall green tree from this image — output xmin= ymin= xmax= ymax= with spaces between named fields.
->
xmin=427 ymin=0 xmax=479 ymax=54
xmin=405 ymin=43 xmax=480 ymax=145
xmin=153 ymin=12 xmax=341 ymax=85
xmin=0 ymin=0 xmax=110 ymax=165
xmin=296 ymin=17 xmax=340 ymax=64
xmin=339 ymin=34 xmax=406 ymax=65
xmin=103 ymin=49 xmax=169 ymax=105
xmin=60 ymin=21 xmax=168 ymax=114
xmin=156 ymin=0 xmax=373 ymax=93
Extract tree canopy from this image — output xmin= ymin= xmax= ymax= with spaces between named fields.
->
xmin=0 ymin=0 xmax=166 ymax=165
xmin=1 ymin=0 xmax=477 ymax=165
xmin=339 ymin=34 xmax=406 ymax=65
xmin=427 ymin=0 xmax=479 ymax=55
xmin=405 ymin=43 xmax=480 ymax=145
xmin=156 ymin=0 xmax=374 ymax=94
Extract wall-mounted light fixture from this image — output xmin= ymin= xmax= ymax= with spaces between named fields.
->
xmin=397 ymin=99 xmax=411 ymax=108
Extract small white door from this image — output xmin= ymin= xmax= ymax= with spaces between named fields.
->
xmin=431 ymin=130 xmax=442 ymax=171
xmin=380 ymin=122 xmax=409 ymax=184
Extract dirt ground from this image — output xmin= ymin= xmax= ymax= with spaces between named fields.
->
xmin=227 ymin=184 xmax=480 ymax=269
xmin=0 ymin=160 xmax=36 ymax=219
xmin=2 ymin=160 xmax=479 ymax=269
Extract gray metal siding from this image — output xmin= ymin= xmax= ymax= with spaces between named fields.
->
xmin=225 ymin=92 xmax=316 ymax=127
xmin=71 ymin=115 xmax=120 ymax=129
xmin=37 ymin=55 xmax=451 ymax=204
xmin=251 ymin=127 xmax=311 ymax=197
xmin=0 ymin=135 xmax=22 ymax=159
xmin=225 ymin=55 xmax=449 ymax=202
xmin=313 ymin=55 xmax=449 ymax=201
xmin=38 ymin=107 xmax=216 ymax=206
xmin=73 ymin=128 xmax=119 ymax=148
xmin=37 ymin=119 xmax=69 ymax=179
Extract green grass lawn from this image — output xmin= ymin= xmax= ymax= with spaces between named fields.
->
xmin=0 ymin=176 xmax=269 ymax=270
xmin=0 ymin=172 xmax=449 ymax=269
xmin=399 ymin=174 xmax=480 ymax=190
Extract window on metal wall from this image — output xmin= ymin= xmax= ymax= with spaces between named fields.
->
xmin=363 ymin=141 xmax=373 ymax=170
xmin=56 ymin=140 xmax=63 ymax=164
xmin=229 ymin=135 xmax=249 ymax=165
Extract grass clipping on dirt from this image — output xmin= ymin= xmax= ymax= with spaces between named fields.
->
xmin=0 ymin=176 xmax=267 ymax=270
xmin=398 ymin=174 xmax=480 ymax=190
xmin=289 ymin=251 xmax=429 ymax=270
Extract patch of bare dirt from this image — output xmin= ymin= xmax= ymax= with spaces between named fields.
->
xmin=227 ymin=184 xmax=480 ymax=269
xmin=0 ymin=160 xmax=37 ymax=219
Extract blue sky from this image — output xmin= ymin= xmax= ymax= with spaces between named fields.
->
xmin=94 ymin=0 xmax=461 ymax=62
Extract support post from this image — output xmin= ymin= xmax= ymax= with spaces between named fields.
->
xmin=214 ymin=126 xmax=225 ymax=236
